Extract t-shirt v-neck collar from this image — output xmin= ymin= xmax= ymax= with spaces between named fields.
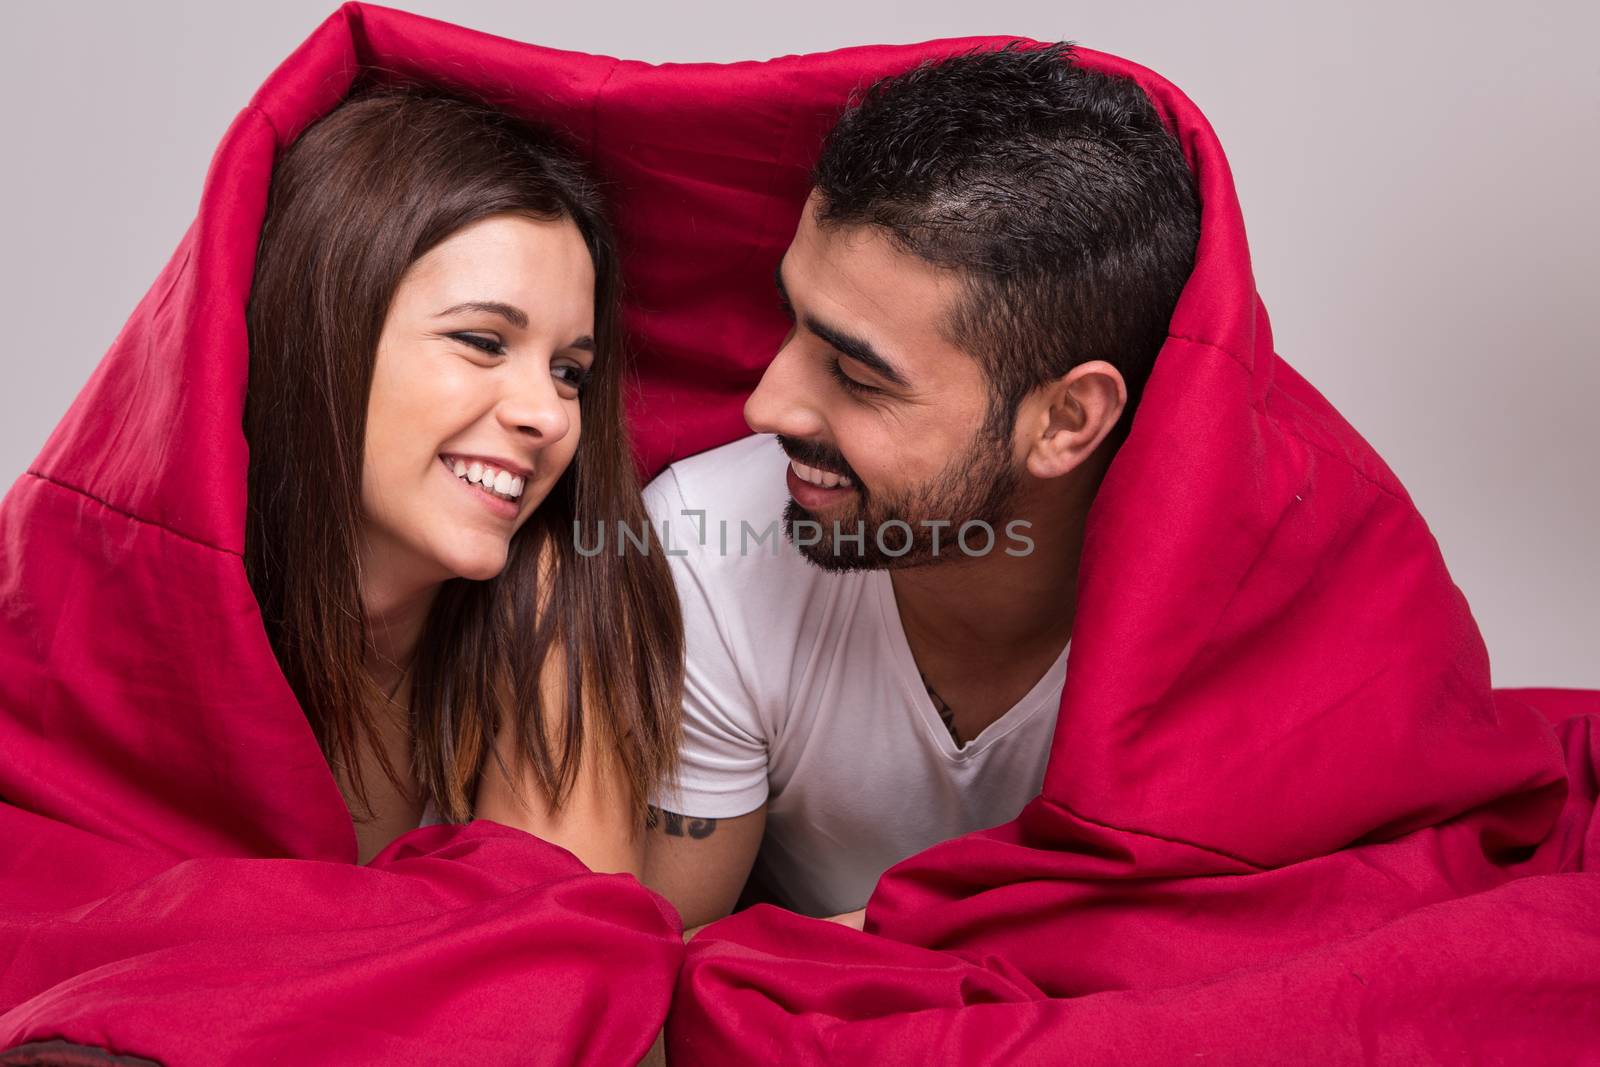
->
xmin=870 ymin=570 xmax=1071 ymax=763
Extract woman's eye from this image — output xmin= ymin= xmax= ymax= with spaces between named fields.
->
xmin=554 ymin=364 xmax=591 ymax=392
xmin=450 ymin=332 xmax=506 ymax=356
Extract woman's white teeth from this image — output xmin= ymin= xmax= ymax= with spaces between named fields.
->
xmin=446 ymin=457 xmax=525 ymax=501
xmin=791 ymin=459 xmax=852 ymax=489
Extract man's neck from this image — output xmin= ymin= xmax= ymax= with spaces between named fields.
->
xmin=890 ymin=465 xmax=1094 ymax=668
xmin=886 ymin=459 xmax=1102 ymax=745
xmin=890 ymin=538 xmax=1078 ymax=682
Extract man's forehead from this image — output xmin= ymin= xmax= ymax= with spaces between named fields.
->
xmin=783 ymin=200 xmax=965 ymax=343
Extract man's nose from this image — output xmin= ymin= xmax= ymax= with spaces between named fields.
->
xmin=745 ymin=337 xmax=825 ymax=439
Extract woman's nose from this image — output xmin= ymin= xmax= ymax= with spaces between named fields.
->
xmin=498 ymin=360 xmax=573 ymax=444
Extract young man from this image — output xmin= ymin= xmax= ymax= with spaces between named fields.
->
xmin=641 ymin=44 xmax=1200 ymax=927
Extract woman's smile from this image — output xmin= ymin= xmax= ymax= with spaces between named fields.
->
xmin=441 ymin=454 xmax=528 ymax=518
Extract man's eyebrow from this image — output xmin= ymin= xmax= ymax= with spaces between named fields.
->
xmin=434 ymin=301 xmax=529 ymax=331
xmin=773 ymin=259 xmax=911 ymax=390
xmin=807 ymin=319 xmax=910 ymax=389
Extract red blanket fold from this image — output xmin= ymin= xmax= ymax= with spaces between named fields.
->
xmin=1 ymin=819 xmax=682 ymax=1064
xmin=673 ymin=694 xmax=1598 ymax=1062
xmin=2 ymin=3 xmax=1594 ymax=1063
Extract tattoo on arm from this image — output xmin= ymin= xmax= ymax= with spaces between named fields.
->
xmin=649 ymin=806 xmax=719 ymax=839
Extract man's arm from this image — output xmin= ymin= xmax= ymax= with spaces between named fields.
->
xmin=642 ymin=803 xmax=766 ymax=930
xmin=639 ymin=466 xmax=774 ymax=928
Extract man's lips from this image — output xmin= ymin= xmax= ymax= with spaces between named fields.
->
xmin=786 ymin=461 xmax=857 ymax=509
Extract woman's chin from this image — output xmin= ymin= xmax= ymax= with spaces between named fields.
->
xmin=453 ymin=558 xmax=509 ymax=583
xmin=434 ymin=541 xmax=511 ymax=583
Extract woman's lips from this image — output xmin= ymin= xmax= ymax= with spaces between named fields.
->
xmin=440 ymin=455 xmax=519 ymax=520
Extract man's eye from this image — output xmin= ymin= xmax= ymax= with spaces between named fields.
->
xmin=827 ymin=357 xmax=877 ymax=396
xmin=450 ymin=332 xmax=506 ymax=356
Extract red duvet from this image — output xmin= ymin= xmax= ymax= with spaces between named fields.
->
xmin=1 ymin=3 xmax=1594 ymax=1064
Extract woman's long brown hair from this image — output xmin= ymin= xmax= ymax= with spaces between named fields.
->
xmin=243 ymin=84 xmax=683 ymax=828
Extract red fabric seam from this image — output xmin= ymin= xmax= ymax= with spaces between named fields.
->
xmin=19 ymin=472 xmax=239 ymax=558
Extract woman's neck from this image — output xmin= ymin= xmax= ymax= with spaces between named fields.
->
xmin=361 ymin=579 xmax=439 ymax=698
xmin=358 ymin=528 xmax=445 ymax=693
xmin=347 ymin=578 xmax=436 ymax=861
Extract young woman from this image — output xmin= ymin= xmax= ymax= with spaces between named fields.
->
xmin=242 ymin=85 xmax=682 ymax=871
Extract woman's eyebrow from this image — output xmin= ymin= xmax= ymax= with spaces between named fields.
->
xmin=433 ymin=301 xmax=529 ymax=330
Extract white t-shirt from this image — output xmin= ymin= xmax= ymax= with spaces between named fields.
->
xmin=643 ymin=433 xmax=1069 ymax=917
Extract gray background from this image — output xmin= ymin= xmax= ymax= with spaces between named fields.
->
xmin=3 ymin=1 xmax=1594 ymax=686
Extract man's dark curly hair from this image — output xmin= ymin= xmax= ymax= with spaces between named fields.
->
xmin=812 ymin=42 xmax=1201 ymax=444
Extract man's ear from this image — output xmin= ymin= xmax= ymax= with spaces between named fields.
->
xmin=1017 ymin=360 xmax=1127 ymax=480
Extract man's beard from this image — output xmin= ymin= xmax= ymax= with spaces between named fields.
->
xmin=779 ymin=429 xmax=1022 ymax=572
